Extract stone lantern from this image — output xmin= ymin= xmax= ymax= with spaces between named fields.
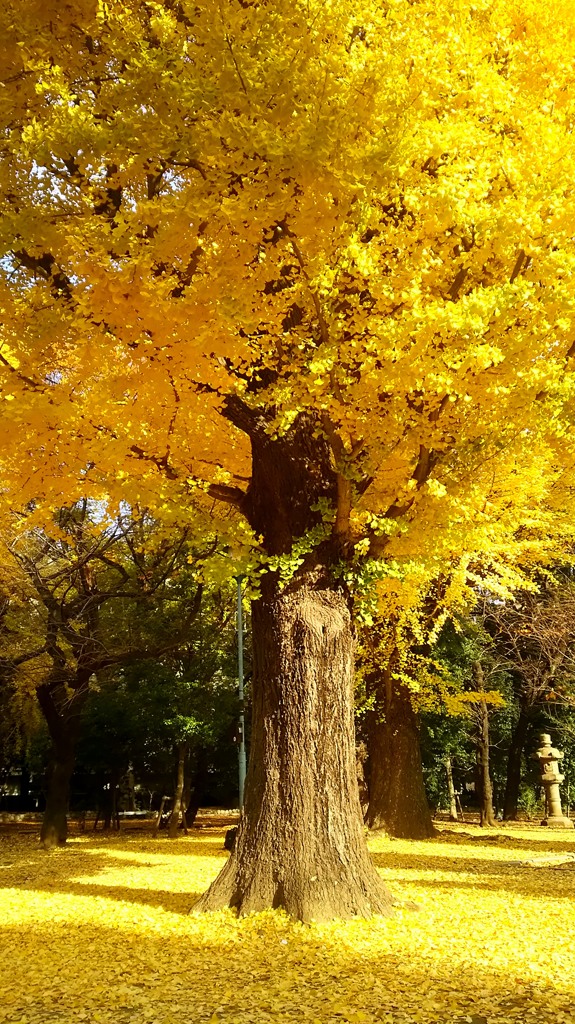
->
xmin=532 ymin=733 xmax=574 ymax=828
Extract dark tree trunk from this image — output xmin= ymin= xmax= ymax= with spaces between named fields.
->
xmin=193 ymin=414 xmax=394 ymax=921
xmin=41 ymin=738 xmax=76 ymax=848
xmin=182 ymin=775 xmax=192 ymax=828
xmin=185 ymin=746 xmax=208 ymax=828
xmin=154 ymin=795 xmax=168 ymax=833
xmin=445 ymin=757 xmax=459 ymax=822
xmin=365 ymin=672 xmax=435 ymax=839
xmin=125 ymin=768 xmax=136 ymax=812
xmin=103 ymin=770 xmax=120 ymax=830
xmin=102 ymin=786 xmax=112 ymax=830
xmin=37 ymin=680 xmax=87 ymax=848
xmin=473 ymin=665 xmax=496 ymax=827
xmin=169 ymin=742 xmax=186 ymax=838
xmin=503 ymin=705 xmax=531 ymax=820
xmin=19 ymin=766 xmax=31 ymax=803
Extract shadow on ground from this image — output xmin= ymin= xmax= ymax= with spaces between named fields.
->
xmin=2 ymin=825 xmax=575 ymax=915
xmin=0 ymin=914 xmax=571 ymax=1024
xmin=0 ymin=838 xmax=220 ymax=914
xmin=1 ymin=829 xmax=575 ymax=1024
xmin=370 ymin=849 xmax=575 ymax=901
xmin=432 ymin=827 xmax=575 ymax=854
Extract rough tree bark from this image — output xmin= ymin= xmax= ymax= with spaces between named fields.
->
xmin=194 ymin=569 xmax=393 ymax=920
xmin=503 ymin=705 xmax=531 ymax=820
xmin=365 ymin=671 xmax=435 ymax=839
xmin=193 ymin=412 xmax=394 ymax=921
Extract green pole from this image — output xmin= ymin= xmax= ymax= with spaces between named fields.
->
xmin=236 ymin=575 xmax=247 ymax=809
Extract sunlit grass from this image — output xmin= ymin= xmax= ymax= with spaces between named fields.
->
xmin=1 ymin=823 xmax=574 ymax=1024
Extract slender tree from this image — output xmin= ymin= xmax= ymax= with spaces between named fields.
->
xmin=472 ymin=664 xmax=497 ymax=828
xmin=445 ymin=758 xmax=459 ymax=822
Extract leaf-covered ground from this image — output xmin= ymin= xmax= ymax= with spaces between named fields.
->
xmin=1 ymin=821 xmax=574 ymax=1024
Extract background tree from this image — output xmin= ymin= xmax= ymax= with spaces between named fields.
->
xmin=428 ymin=617 xmax=510 ymax=822
xmin=357 ymin=605 xmax=437 ymax=839
xmin=1 ymin=503 xmax=203 ymax=846
xmin=471 ymin=663 xmax=497 ymax=827
xmin=420 ymin=712 xmax=472 ymax=821
xmin=0 ymin=559 xmax=46 ymax=808
xmin=76 ymin=628 xmax=239 ymax=834
xmin=364 ymin=664 xmax=436 ymax=840
xmin=358 ymin=568 xmax=469 ymax=839
xmin=480 ymin=574 xmax=575 ymax=819
xmin=122 ymin=591 xmax=239 ymax=835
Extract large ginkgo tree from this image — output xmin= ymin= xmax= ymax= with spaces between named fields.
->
xmin=2 ymin=0 xmax=575 ymax=919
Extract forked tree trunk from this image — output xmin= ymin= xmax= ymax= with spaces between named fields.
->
xmin=193 ymin=570 xmax=394 ymax=921
xmin=503 ymin=705 xmax=530 ymax=820
xmin=365 ymin=673 xmax=435 ymax=839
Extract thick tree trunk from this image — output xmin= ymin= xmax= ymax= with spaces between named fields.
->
xmin=503 ymin=705 xmax=530 ymax=820
xmin=445 ymin=757 xmax=459 ymax=822
xmin=37 ymin=676 xmax=89 ymax=848
xmin=169 ymin=742 xmax=186 ymax=838
xmin=40 ymin=740 xmax=76 ymax=848
xmin=193 ymin=569 xmax=393 ymax=921
xmin=365 ymin=673 xmax=435 ymax=839
xmin=193 ymin=410 xmax=394 ymax=921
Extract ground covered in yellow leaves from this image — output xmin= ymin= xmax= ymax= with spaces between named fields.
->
xmin=1 ymin=821 xmax=574 ymax=1024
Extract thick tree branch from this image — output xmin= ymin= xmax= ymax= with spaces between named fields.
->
xmin=206 ymin=483 xmax=248 ymax=509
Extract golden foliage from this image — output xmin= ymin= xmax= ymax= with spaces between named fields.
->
xmin=1 ymin=0 xmax=575 ymax=587
xmin=1 ymin=824 xmax=574 ymax=1024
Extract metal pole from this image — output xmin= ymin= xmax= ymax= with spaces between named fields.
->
xmin=236 ymin=575 xmax=247 ymax=809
